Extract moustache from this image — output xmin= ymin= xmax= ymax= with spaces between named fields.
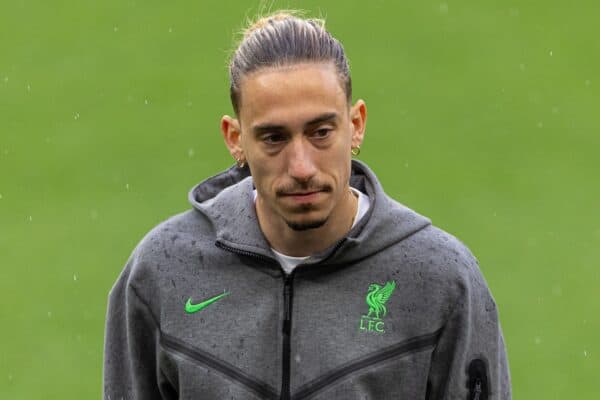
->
xmin=275 ymin=181 xmax=333 ymax=196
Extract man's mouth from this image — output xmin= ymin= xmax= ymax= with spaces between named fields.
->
xmin=280 ymin=190 xmax=324 ymax=203
xmin=281 ymin=190 xmax=321 ymax=196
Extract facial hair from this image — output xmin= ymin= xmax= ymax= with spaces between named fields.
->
xmin=284 ymin=217 xmax=328 ymax=231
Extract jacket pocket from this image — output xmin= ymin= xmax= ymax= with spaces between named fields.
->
xmin=159 ymin=332 xmax=279 ymax=400
xmin=467 ymin=358 xmax=489 ymax=400
xmin=293 ymin=329 xmax=441 ymax=400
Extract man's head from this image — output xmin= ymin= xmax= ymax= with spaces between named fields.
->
xmin=221 ymin=12 xmax=366 ymax=238
xmin=228 ymin=12 xmax=352 ymax=116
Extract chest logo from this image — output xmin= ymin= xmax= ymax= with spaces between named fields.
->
xmin=359 ymin=280 xmax=396 ymax=334
xmin=185 ymin=291 xmax=230 ymax=314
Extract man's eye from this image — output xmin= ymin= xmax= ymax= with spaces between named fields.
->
xmin=312 ymin=128 xmax=332 ymax=139
xmin=262 ymin=134 xmax=286 ymax=144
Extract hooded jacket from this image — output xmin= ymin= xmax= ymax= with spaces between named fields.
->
xmin=103 ymin=160 xmax=511 ymax=400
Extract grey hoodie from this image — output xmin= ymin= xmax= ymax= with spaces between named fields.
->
xmin=103 ymin=160 xmax=511 ymax=400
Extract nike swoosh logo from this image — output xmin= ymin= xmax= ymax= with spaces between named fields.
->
xmin=185 ymin=291 xmax=230 ymax=314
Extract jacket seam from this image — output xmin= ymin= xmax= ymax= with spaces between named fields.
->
xmin=159 ymin=331 xmax=279 ymax=400
xmin=325 ymin=222 xmax=433 ymax=268
xmin=292 ymin=329 xmax=442 ymax=400
xmin=129 ymin=283 xmax=160 ymax=329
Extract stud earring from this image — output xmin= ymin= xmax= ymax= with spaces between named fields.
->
xmin=235 ymin=157 xmax=246 ymax=168
xmin=351 ymin=146 xmax=361 ymax=156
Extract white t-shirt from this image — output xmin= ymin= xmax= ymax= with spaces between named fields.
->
xmin=253 ymin=187 xmax=371 ymax=275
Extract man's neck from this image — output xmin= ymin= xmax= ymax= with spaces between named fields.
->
xmin=256 ymin=188 xmax=358 ymax=257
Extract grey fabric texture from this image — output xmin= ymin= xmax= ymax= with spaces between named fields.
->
xmin=103 ymin=160 xmax=511 ymax=399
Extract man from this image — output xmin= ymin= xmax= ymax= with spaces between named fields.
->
xmin=104 ymin=12 xmax=511 ymax=400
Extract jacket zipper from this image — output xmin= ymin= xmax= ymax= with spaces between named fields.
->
xmin=215 ymin=241 xmax=277 ymax=264
xmin=215 ymin=241 xmax=295 ymax=400
xmin=472 ymin=380 xmax=482 ymax=400
xmin=281 ymin=273 xmax=295 ymax=400
xmin=467 ymin=358 xmax=488 ymax=400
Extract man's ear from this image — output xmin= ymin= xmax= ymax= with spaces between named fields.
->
xmin=221 ymin=115 xmax=244 ymax=161
xmin=350 ymin=99 xmax=367 ymax=148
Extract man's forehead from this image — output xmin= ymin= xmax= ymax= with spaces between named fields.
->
xmin=237 ymin=62 xmax=348 ymax=126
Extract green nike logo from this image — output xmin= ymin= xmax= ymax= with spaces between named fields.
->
xmin=185 ymin=291 xmax=230 ymax=314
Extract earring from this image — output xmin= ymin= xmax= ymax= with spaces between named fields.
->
xmin=351 ymin=146 xmax=361 ymax=156
xmin=235 ymin=157 xmax=246 ymax=168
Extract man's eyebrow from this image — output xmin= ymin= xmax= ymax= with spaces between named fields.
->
xmin=252 ymin=123 xmax=287 ymax=135
xmin=304 ymin=112 xmax=338 ymax=127
xmin=252 ymin=112 xmax=339 ymax=134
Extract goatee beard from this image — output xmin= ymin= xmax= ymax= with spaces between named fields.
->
xmin=285 ymin=218 xmax=328 ymax=231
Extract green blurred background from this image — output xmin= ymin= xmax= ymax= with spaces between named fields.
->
xmin=1 ymin=0 xmax=598 ymax=398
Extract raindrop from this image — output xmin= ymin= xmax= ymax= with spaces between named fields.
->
xmin=551 ymin=284 xmax=562 ymax=296
xmin=27 ymin=84 xmax=31 ymax=92
xmin=8 ymin=374 xmax=12 ymax=381
xmin=3 ymin=76 xmax=8 ymax=83
xmin=534 ymin=336 xmax=541 ymax=345
xmin=168 ymin=27 xmax=173 ymax=33
xmin=47 ymin=311 xmax=52 ymax=318
xmin=404 ymin=162 xmax=409 ymax=168
xmin=28 ymin=215 xmax=33 ymax=222
xmin=584 ymin=350 xmax=588 ymax=357
xmin=74 ymin=112 xmax=80 ymax=120
xmin=439 ymin=3 xmax=449 ymax=13
xmin=73 ymin=274 xmax=78 ymax=281
xmin=113 ymin=26 xmax=119 ymax=32
xmin=144 ymin=98 xmax=149 ymax=105
xmin=125 ymin=183 xmax=130 ymax=191
xmin=0 ymin=193 xmax=3 ymax=199
xmin=549 ymin=50 xmax=553 ymax=56
xmin=188 ymin=148 xmax=195 ymax=158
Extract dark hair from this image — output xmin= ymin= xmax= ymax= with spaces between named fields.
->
xmin=228 ymin=12 xmax=352 ymax=115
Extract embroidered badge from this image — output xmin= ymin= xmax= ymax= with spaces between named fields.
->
xmin=359 ymin=280 xmax=396 ymax=333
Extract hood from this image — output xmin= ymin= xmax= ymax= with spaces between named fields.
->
xmin=188 ymin=160 xmax=431 ymax=266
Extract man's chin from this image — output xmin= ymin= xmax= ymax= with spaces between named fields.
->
xmin=284 ymin=217 xmax=328 ymax=231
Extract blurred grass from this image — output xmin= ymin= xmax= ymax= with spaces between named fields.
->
xmin=1 ymin=0 xmax=598 ymax=398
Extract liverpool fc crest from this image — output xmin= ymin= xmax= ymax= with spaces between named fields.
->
xmin=359 ymin=280 xmax=396 ymax=334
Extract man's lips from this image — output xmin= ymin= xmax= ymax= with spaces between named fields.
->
xmin=280 ymin=191 xmax=322 ymax=196
xmin=279 ymin=190 xmax=324 ymax=202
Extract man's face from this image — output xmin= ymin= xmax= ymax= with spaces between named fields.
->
xmin=224 ymin=62 xmax=366 ymax=231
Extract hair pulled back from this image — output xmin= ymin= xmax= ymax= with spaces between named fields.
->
xmin=228 ymin=11 xmax=352 ymax=114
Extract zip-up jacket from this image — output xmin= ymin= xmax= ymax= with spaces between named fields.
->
xmin=103 ymin=160 xmax=511 ymax=399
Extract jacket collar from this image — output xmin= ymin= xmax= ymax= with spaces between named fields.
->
xmin=189 ymin=160 xmax=431 ymax=266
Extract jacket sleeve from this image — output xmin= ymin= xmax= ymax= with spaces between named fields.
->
xmin=103 ymin=254 xmax=165 ymax=400
xmin=427 ymin=259 xmax=512 ymax=400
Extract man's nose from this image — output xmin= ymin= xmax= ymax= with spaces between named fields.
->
xmin=286 ymin=139 xmax=317 ymax=182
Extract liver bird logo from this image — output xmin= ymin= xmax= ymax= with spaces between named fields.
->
xmin=365 ymin=280 xmax=396 ymax=320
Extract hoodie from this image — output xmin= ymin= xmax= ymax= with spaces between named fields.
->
xmin=103 ymin=160 xmax=511 ymax=399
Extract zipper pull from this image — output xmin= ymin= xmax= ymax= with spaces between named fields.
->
xmin=472 ymin=379 xmax=482 ymax=400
